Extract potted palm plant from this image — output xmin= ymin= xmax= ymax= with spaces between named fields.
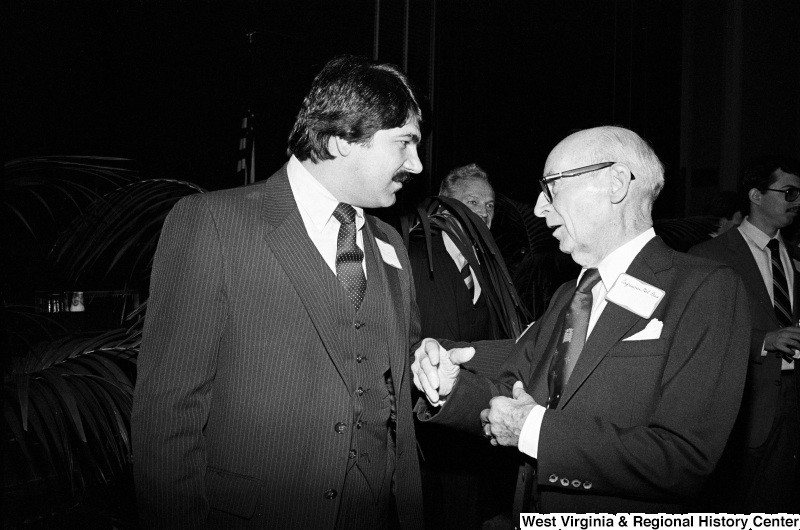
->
xmin=3 ymin=156 xmax=204 ymax=527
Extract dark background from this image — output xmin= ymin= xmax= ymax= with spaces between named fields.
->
xmin=5 ymin=0 xmax=800 ymax=220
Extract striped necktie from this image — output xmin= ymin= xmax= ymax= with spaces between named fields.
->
xmin=767 ymin=238 xmax=793 ymax=328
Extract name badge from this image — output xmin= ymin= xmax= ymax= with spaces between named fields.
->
xmin=605 ymin=273 xmax=665 ymax=319
xmin=375 ymin=238 xmax=402 ymax=269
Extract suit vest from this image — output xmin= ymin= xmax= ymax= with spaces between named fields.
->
xmin=331 ymin=231 xmax=397 ymax=528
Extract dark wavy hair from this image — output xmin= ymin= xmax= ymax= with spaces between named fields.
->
xmin=739 ymin=156 xmax=800 ymax=213
xmin=287 ymin=55 xmax=422 ymax=163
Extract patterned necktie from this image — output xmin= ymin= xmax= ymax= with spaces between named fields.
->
xmin=547 ymin=268 xmax=602 ymax=409
xmin=767 ymin=238 xmax=793 ymax=328
xmin=333 ymin=203 xmax=367 ymax=311
xmin=461 ymin=263 xmax=474 ymax=296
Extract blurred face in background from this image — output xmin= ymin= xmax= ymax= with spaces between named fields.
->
xmin=448 ymin=178 xmax=496 ymax=228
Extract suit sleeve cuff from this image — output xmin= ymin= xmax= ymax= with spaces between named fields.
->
xmin=518 ymin=404 xmax=546 ymax=459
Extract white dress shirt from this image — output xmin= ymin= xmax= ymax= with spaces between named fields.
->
xmin=738 ymin=217 xmax=798 ymax=369
xmin=517 ymin=228 xmax=657 ymax=458
xmin=286 ymin=155 xmax=367 ymax=277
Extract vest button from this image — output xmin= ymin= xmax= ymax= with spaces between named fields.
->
xmin=324 ymin=489 xmax=337 ymax=500
xmin=356 ymin=387 xmax=365 ymax=396
xmin=349 ymin=449 xmax=357 ymax=459
xmin=334 ymin=422 xmax=347 ymax=434
xmin=356 ymin=420 xmax=363 ymax=429
xmin=354 ymin=321 xmax=364 ymax=329
xmin=356 ymin=355 xmax=364 ymax=363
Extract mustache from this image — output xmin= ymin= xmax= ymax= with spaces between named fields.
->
xmin=392 ymin=171 xmax=413 ymax=184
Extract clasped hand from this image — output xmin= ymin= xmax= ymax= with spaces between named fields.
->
xmin=764 ymin=326 xmax=800 ymax=363
xmin=480 ymin=381 xmax=537 ymax=447
xmin=411 ymin=338 xmax=475 ymax=405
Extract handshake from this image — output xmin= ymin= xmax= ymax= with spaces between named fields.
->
xmin=411 ymin=338 xmax=538 ymax=447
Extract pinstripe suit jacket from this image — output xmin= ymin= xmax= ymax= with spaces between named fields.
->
xmin=132 ymin=166 xmax=424 ymax=529
xmin=689 ymin=227 xmax=800 ymax=447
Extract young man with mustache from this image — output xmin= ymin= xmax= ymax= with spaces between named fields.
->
xmin=132 ymin=55 xmax=426 ymax=529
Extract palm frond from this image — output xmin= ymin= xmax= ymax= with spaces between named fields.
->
xmin=403 ymin=196 xmax=532 ymax=338
xmin=653 ymin=216 xmax=718 ymax=252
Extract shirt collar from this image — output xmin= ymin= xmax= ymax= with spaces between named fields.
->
xmin=286 ymin=155 xmax=365 ymax=233
xmin=739 ymin=216 xmax=782 ymax=251
xmin=585 ymin=228 xmax=657 ymax=291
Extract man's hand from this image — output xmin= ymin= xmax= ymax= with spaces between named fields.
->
xmin=764 ymin=327 xmax=800 ymax=362
xmin=480 ymin=381 xmax=537 ymax=447
xmin=411 ymin=338 xmax=475 ymax=404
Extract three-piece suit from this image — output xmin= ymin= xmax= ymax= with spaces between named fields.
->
xmin=132 ymin=166 xmax=424 ymax=528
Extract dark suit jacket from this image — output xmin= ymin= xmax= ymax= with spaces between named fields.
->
xmin=408 ymin=231 xmax=499 ymax=343
xmin=418 ymin=237 xmax=750 ymax=512
xmin=132 ymin=166 xmax=424 ymax=529
xmin=689 ymin=227 xmax=800 ymax=447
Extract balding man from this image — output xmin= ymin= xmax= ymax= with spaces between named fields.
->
xmin=412 ymin=126 xmax=750 ymax=512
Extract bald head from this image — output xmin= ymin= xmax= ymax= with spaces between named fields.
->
xmin=534 ymin=126 xmax=664 ymax=267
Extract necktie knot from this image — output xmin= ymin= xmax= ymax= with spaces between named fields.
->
xmin=577 ymin=268 xmax=601 ymax=294
xmin=768 ymin=238 xmax=781 ymax=253
xmin=333 ymin=203 xmax=357 ymax=225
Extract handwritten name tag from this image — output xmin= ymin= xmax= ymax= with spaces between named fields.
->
xmin=605 ymin=273 xmax=665 ymax=319
xmin=375 ymin=238 xmax=402 ymax=269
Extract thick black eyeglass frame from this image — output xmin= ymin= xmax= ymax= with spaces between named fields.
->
xmin=764 ymin=187 xmax=800 ymax=202
xmin=538 ymin=161 xmax=635 ymax=203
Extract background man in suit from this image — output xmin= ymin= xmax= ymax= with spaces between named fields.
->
xmin=132 ymin=55 xmax=426 ymax=529
xmin=411 ymin=126 xmax=750 ymax=512
xmin=689 ymin=157 xmax=800 ymax=512
xmin=408 ymin=164 xmax=516 ymax=529
xmin=410 ymin=164 xmax=500 ymax=343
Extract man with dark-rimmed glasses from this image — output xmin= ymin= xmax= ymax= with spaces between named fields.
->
xmin=690 ymin=156 xmax=800 ymax=512
xmin=411 ymin=125 xmax=750 ymax=512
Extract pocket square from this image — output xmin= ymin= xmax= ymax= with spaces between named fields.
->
xmin=623 ymin=318 xmax=663 ymax=341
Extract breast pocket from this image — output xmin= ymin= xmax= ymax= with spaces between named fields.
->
xmin=607 ymin=338 xmax=666 ymax=357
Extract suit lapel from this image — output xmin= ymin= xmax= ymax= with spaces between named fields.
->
xmin=261 ymin=167 xmax=352 ymax=391
xmin=367 ymin=220 xmax=408 ymax=391
xmin=726 ymin=229 xmax=777 ymax=324
xmin=788 ymin=243 xmax=800 ymax=322
xmin=558 ymin=238 xmax=669 ymax=408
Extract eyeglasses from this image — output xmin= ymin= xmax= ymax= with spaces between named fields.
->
xmin=538 ymin=161 xmax=635 ymax=203
xmin=764 ymin=187 xmax=800 ymax=202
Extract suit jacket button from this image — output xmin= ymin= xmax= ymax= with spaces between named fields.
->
xmin=571 ymin=479 xmax=581 ymax=488
xmin=324 ymin=489 xmax=337 ymax=499
xmin=354 ymin=321 xmax=364 ymax=329
xmin=582 ymin=481 xmax=592 ymax=490
xmin=356 ymin=355 xmax=364 ymax=363
xmin=548 ymin=474 xmax=558 ymax=483
xmin=349 ymin=449 xmax=357 ymax=459
xmin=560 ymin=477 xmax=570 ymax=487
xmin=334 ymin=422 xmax=347 ymax=434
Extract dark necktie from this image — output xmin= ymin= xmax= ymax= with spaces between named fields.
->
xmin=547 ymin=268 xmax=602 ymax=409
xmin=461 ymin=262 xmax=474 ymax=298
xmin=767 ymin=238 xmax=793 ymax=328
xmin=333 ymin=203 xmax=367 ymax=311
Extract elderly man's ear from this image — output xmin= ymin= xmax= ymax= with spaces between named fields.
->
xmin=609 ymin=164 xmax=635 ymax=204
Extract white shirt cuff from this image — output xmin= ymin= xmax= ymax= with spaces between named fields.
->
xmin=518 ymin=404 xmax=546 ymax=458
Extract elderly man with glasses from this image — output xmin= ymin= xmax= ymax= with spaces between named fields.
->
xmin=690 ymin=156 xmax=800 ymax=512
xmin=411 ymin=126 xmax=750 ymax=513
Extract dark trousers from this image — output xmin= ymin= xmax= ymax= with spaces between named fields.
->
xmin=736 ymin=370 xmax=800 ymax=512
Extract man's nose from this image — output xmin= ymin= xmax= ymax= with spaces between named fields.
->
xmin=533 ymin=191 xmax=550 ymax=218
xmin=404 ymin=147 xmax=423 ymax=174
